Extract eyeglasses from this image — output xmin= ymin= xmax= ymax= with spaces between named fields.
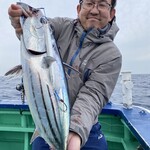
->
xmin=80 ymin=0 xmax=112 ymax=11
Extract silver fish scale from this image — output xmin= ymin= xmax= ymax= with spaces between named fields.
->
xmin=18 ymin=2 xmax=70 ymax=150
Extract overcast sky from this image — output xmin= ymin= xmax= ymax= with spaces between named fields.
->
xmin=0 ymin=0 xmax=150 ymax=76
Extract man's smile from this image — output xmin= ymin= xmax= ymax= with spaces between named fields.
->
xmin=87 ymin=17 xmax=100 ymax=21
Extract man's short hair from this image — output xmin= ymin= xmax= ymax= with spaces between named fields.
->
xmin=79 ymin=0 xmax=117 ymax=8
xmin=111 ymin=0 xmax=117 ymax=8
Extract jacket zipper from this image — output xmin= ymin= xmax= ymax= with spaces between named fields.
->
xmin=67 ymin=29 xmax=91 ymax=75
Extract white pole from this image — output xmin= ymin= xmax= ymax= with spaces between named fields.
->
xmin=121 ymin=72 xmax=133 ymax=109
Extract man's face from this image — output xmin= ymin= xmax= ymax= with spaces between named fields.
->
xmin=77 ymin=0 xmax=115 ymax=30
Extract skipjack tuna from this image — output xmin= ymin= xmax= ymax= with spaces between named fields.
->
xmin=16 ymin=2 xmax=70 ymax=150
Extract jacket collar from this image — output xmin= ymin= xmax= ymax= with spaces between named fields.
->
xmin=73 ymin=18 xmax=119 ymax=45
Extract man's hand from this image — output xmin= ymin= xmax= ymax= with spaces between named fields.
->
xmin=8 ymin=4 xmax=23 ymax=35
xmin=67 ymin=132 xmax=81 ymax=150
xmin=8 ymin=4 xmax=32 ymax=35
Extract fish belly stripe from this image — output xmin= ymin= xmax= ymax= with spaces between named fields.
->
xmin=29 ymin=68 xmax=42 ymax=121
xmin=37 ymin=72 xmax=61 ymax=146
xmin=29 ymin=67 xmax=50 ymax=142
xmin=46 ymin=85 xmax=62 ymax=138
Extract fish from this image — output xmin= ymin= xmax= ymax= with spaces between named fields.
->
xmin=15 ymin=2 xmax=70 ymax=150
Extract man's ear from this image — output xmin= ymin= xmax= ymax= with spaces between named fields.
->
xmin=110 ymin=8 xmax=116 ymax=21
xmin=77 ymin=4 xmax=81 ymax=15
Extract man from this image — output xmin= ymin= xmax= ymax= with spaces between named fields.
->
xmin=8 ymin=0 xmax=122 ymax=149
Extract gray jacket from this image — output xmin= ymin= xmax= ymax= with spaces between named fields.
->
xmin=49 ymin=17 xmax=122 ymax=147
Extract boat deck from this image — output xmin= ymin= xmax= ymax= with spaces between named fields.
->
xmin=0 ymin=100 xmax=150 ymax=150
xmin=102 ymin=102 xmax=150 ymax=150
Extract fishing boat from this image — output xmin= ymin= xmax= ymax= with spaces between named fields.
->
xmin=100 ymin=102 xmax=150 ymax=150
xmin=0 ymin=100 xmax=150 ymax=150
xmin=0 ymin=72 xmax=150 ymax=150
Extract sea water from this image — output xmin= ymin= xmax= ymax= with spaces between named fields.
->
xmin=0 ymin=74 xmax=150 ymax=110
xmin=110 ymin=74 xmax=150 ymax=110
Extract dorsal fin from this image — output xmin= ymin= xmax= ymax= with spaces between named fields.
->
xmin=5 ymin=65 xmax=22 ymax=76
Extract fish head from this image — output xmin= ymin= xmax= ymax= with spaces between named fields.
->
xmin=18 ymin=2 xmax=46 ymax=54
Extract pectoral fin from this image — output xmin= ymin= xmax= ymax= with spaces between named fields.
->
xmin=42 ymin=56 xmax=56 ymax=68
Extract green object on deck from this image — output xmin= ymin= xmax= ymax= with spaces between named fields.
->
xmin=0 ymin=108 xmax=34 ymax=150
xmin=98 ymin=114 xmax=140 ymax=150
xmin=0 ymin=108 xmax=141 ymax=150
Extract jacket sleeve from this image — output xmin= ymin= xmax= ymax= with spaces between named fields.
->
xmin=48 ymin=17 xmax=73 ymax=41
xmin=69 ymin=54 xmax=122 ymax=147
